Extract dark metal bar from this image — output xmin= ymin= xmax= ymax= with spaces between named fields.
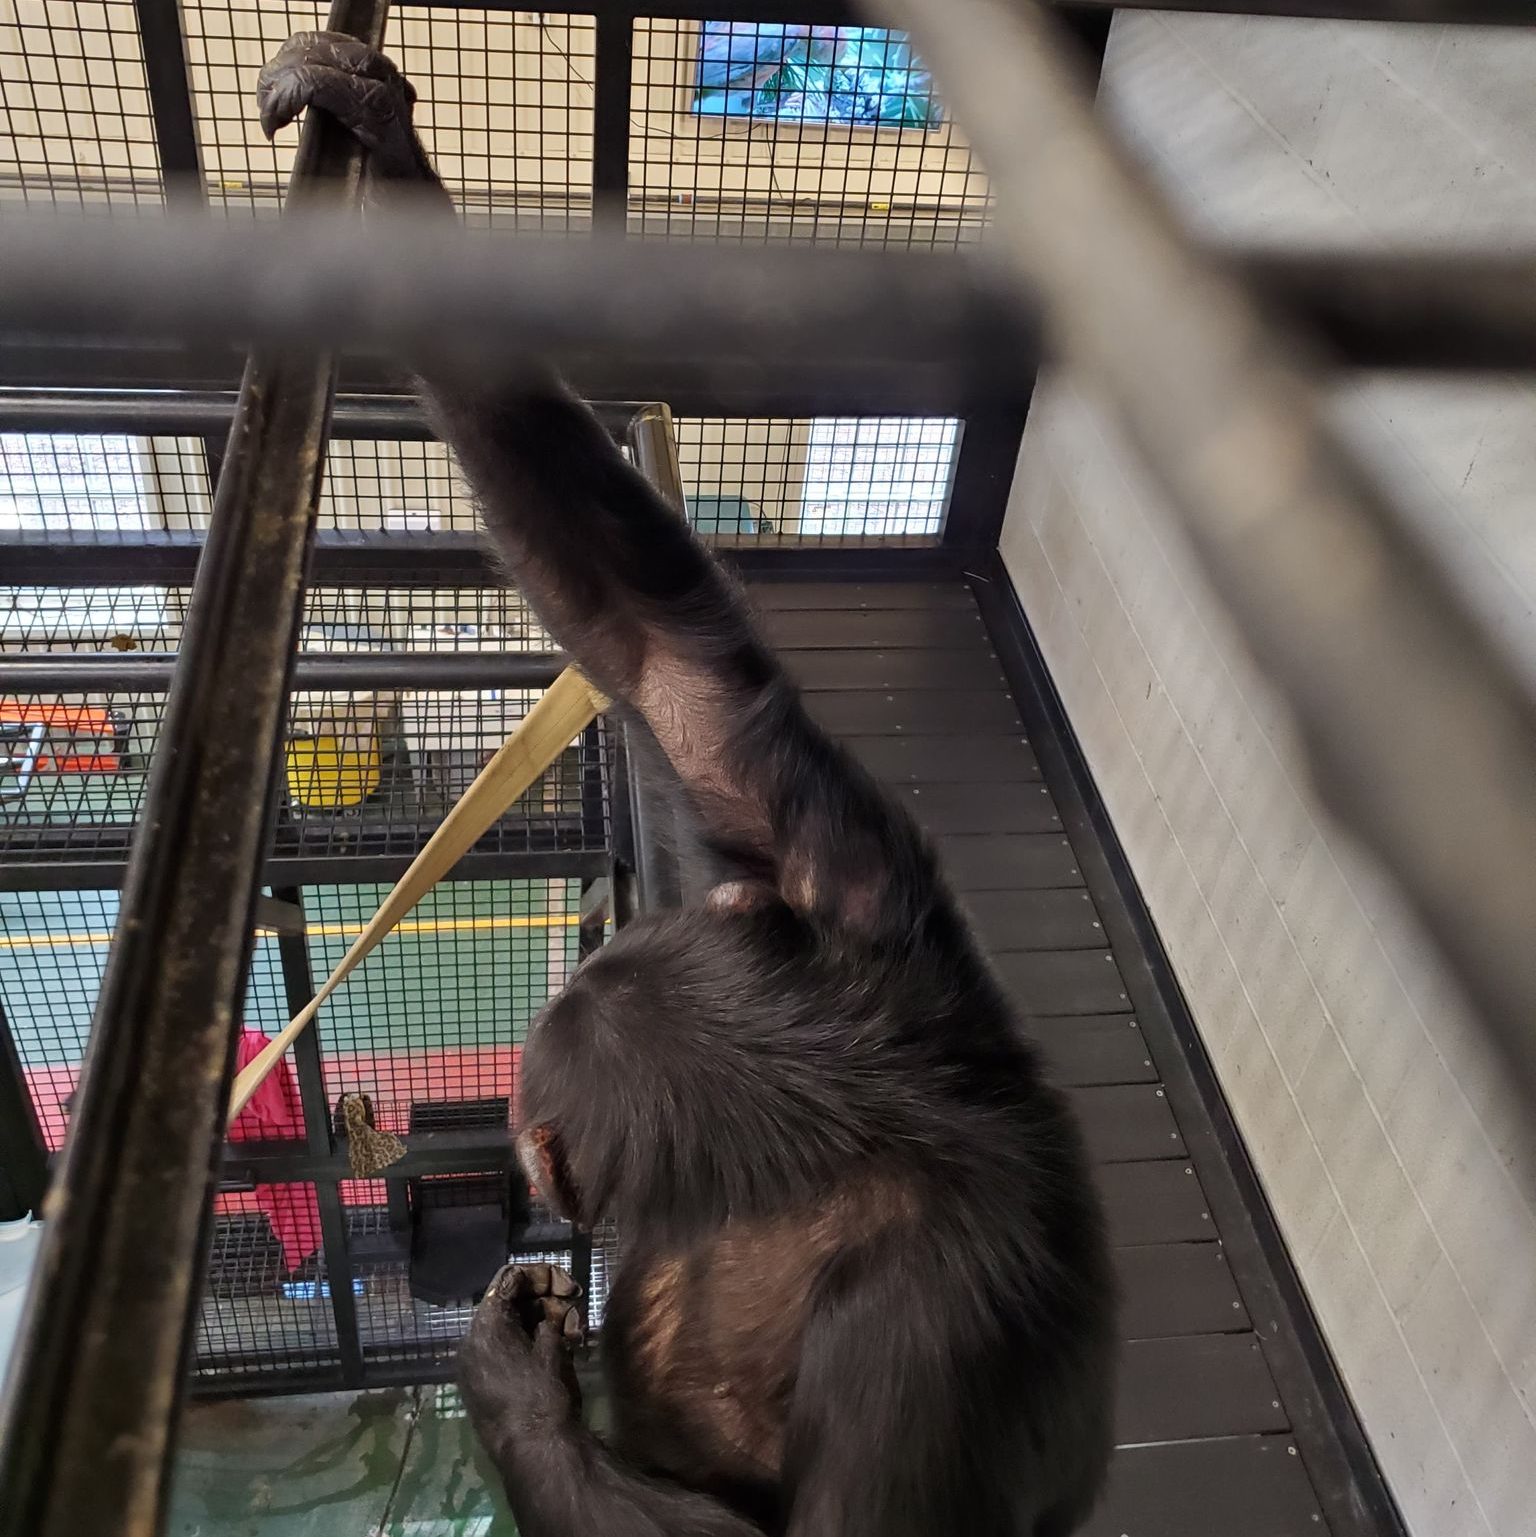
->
xmin=131 ymin=0 xmax=205 ymax=206
xmin=0 ymin=651 xmax=567 ymax=694
xmin=0 ymin=1001 xmax=49 ymax=1223
xmin=0 ymin=219 xmax=1037 ymax=391
xmin=607 ymin=734 xmax=640 ymax=933
xmin=253 ymin=894 xmax=306 ymax=936
xmin=402 ymin=0 xmax=1536 ymax=23
xmin=220 ymin=1129 xmax=519 ymax=1184
xmin=1057 ymin=0 xmax=1532 ymax=19
xmin=0 ymin=342 xmax=1002 ymax=416
xmin=0 ymin=3 xmax=392 ymax=1531
xmin=269 ymin=887 xmax=366 ymax=1386
xmin=591 ymin=11 xmax=633 ymax=235
xmin=0 ymin=850 xmax=613 ymax=898
xmin=0 ymin=532 xmax=964 ymax=587
xmin=269 ymin=890 xmax=334 ymax=1165
xmin=10 ymin=224 xmax=1536 ymax=376
xmin=427 ymin=0 xmax=860 ymax=22
xmin=0 ymin=390 xmax=662 ymax=448
xmin=0 ymin=389 xmax=438 ymax=439
xmin=872 ymin=0 xmax=1536 ymax=1113
xmin=201 ymin=435 xmax=226 ymax=501
xmin=579 ymin=723 xmax=608 ymax=855
xmin=940 ymin=403 xmax=1030 ymax=553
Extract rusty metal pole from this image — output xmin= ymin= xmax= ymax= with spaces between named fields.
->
xmin=0 ymin=4 xmax=390 ymax=1534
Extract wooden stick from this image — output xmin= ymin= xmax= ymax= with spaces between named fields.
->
xmin=226 ymin=667 xmax=608 ymax=1126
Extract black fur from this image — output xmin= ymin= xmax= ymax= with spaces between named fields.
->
xmin=259 ymin=35 xmax=1117 ymax=1537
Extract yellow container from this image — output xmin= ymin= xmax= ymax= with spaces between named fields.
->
xmin=285 ymin=733 xmax=381 ymax=810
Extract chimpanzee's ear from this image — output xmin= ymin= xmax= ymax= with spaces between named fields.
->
xmin=517 ymin=1122 xmax=586 ymax=1231
xmin=704 ymin=879 xmax=784 ymax=917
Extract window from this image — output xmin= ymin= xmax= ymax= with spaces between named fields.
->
xmin=0 ymin=434 xmax=152 ymax=533
xmin=800 ymin=418 xmax=960 ymax=537
xmin=692 ymin=22 xmax=941 ymax=129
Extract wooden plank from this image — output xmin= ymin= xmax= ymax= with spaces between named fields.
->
xmin=749 ymin=582 xmax=974 ymax=612
xmin=1084 ymin=1437 xmax=1326 ymax=1537
xmin=898 ymin=782 xmax=1060 ymax=836
xmin=851 ymin=735 xmax=1040 ymax=784
xmin=761 ymin=608 xmax=988 ymax=650
xmin=995 ymin=949 xmax=1130 ymax=1010
xmin=949 ymin=839 xmax=1083 ymax=900
xmin=805 ymin=689 xmax=1022 ymax=736
xmin=1098 ymin=1161 xmax=1213 ymax=1247
xmin=1071 ymin=1085 xmax=1186 ymax=1163
xmin=1116 ymin=1242 xmax=1250 ymax=1339
xmin=1028 ymin=1015 xmax=1155 ymax=1087
xmin=783 ymin=648 xmax=1006 ymax=693
xmin=961 ymin=895 xmax=1105 ymax=955
xmin=1118 ymin=1335 xmax=1289 ymax=1444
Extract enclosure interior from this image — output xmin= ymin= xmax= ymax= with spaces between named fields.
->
xmin=0 ymin=4 xmax=1425 ymax=1536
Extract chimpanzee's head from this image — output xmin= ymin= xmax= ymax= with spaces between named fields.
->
xmin=512 ymin=883 xmax=899 ymax=1236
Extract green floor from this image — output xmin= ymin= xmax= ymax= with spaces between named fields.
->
xmin=169 ymin=1385 xmax=513 ymax=1537
xmin=171 ymin=1368 xmax=608 ymax=1537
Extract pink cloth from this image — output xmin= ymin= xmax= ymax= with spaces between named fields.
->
xmin=229 ymin=1029 xmax=324 ymax=1274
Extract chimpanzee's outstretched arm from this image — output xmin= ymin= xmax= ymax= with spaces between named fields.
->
xmin=258 ymin=32 xmax=940 ymax=939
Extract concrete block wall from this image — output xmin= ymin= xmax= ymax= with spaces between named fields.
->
xmin=1000 ymin=17 xmax=1536 ymax=1536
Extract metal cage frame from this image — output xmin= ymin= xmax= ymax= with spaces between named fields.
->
xmin=1 ymin=1 xmax=1535 ymax=1534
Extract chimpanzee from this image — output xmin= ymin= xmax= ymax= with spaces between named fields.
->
xmin=258 ymin=33 xmax=1116 ymax=1537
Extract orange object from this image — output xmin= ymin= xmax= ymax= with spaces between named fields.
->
xmin=0 ymin=700 xmax=120 ymax=774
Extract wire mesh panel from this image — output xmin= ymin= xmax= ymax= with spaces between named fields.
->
xmin=182 ymin=0 xmax=595 ymax=227
xmin=340 ymin=1195 xmax=614 ymax=1367
xmin=305 ymin=877 xmax=579 ymax=1135
xmin=0 ymin=584 xmax=553 ymax=653
xmin=676 ymin=414 xmax=961 ymax=541
xmin=0 ymin=431 xmax=523 ymax=544
xmin=0 ymin=587 xmax=189 ymax=652
xmin=630 ymin=18 xmax=989 ymax=246
xmin=300 ymin=585 xmax=551 ymax=650
xmin=0 ymin=685 xmax=608 ymax=869
xmin=0 ymin=0 xmax=162 ymax=208
xmin=0 ymin=424 xmax=959 ymax=547
xmin=0 ymin=888 xmax=293 ymax=1149
xmin=0 ymin=431 xmax=210 ymax=544
xmin=192 ymin=1189 xmax=341 ymax=1380
xmin=0 ymin=691 xmax=162 ymax=864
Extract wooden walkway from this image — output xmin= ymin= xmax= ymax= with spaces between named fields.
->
xmin=755 ymin=577 xmax=1337 ymax=1537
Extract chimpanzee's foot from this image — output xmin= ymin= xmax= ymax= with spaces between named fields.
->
xmin=459 ymin=1263 xmax=585 ymax=1432
xmin=497 ymin=1262 xmax=586 ymax=1342
xmin=256 ymin=31 xmax=430 ymax=181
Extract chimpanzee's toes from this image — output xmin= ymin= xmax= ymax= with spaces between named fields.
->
xmin=487 ymin=1262 xmax=585 ymax=1344
xmin=256 ymin=31 xmax=417 ymax=153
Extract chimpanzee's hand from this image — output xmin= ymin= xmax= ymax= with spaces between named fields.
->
xmin=459 ymin=1263 xmax=585 ymax=1438
xmin=256 ymin=31 xmax=435 ymax=184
